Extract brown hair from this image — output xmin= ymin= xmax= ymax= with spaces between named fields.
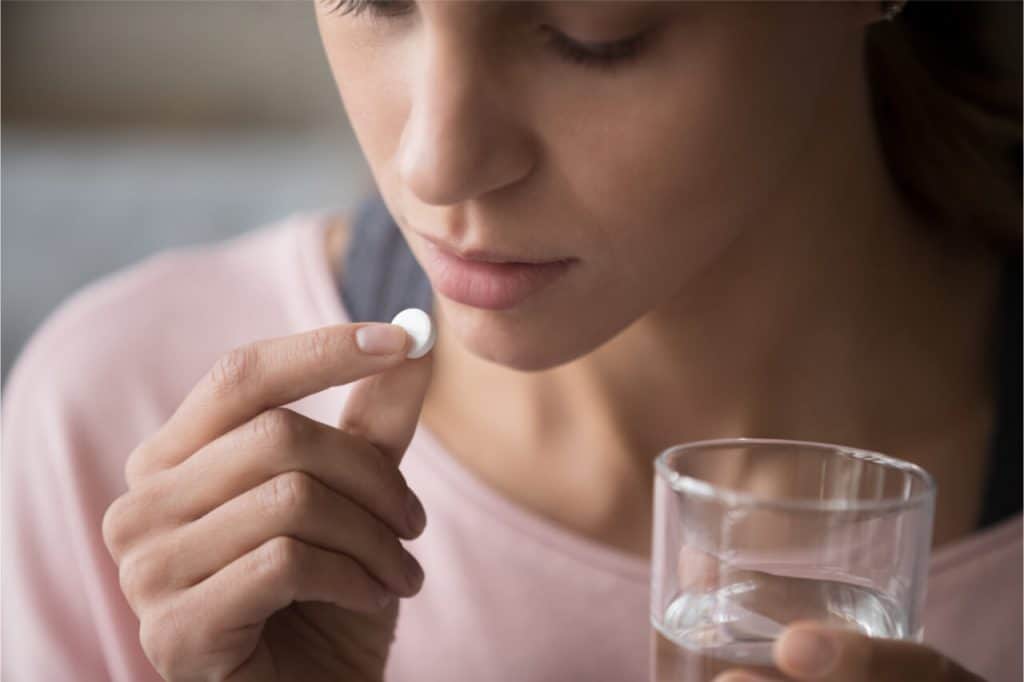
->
xmin=866 ymin=1 xmax=1022 ymax=252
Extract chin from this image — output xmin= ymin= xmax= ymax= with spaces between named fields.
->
xmin=437 ymin=297 xmax=618 ymax=373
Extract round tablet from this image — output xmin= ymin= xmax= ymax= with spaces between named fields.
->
xmin=390 ymin=308 xmax=436 ymax=359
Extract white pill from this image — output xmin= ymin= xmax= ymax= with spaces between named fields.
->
xmin=390 ymin=308 xmax=436 ymax=359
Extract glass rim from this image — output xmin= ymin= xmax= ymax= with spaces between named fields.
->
xmin=654 ymin=437 xmax=936 ymax=513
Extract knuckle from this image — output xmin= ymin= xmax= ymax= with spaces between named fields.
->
xmin=259 ymin=471 xmax=315 ymax=517
xmin=209 ymin=344 xmax=259 ymax=397
xmin=101 ymin=498 xmax=127 ymax=558
xmin=304 ymin=327 xmax=336 ymax=365
xmin=377 ymin=457 xmax=412 ymax=530
xmin=140 ymin=603 xmax=187 ymax=679
xmin=138 ymin=617 xmax=165 ymax=676
xmin=119 ymin=549 xmax=162 ymax=603
xmin=123 ymin=455 xmax=144 ymax=490
xmin=124 ymin=439 xmax=159 ymax=489
xmin=102 ymin=476 xmax=167 ymax=561
xmin=252 ymin=536 xmax=303 ymax=581
xmin=367 ymin=446 xmax=406 ymax=504
xmin=249 ymin=408 xmax=303 ymax=449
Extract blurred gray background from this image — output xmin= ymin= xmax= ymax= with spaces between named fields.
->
xmin=2 ymin=0 xmax=373 ymax=385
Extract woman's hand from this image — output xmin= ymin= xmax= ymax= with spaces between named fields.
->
xmin=713 ymin=621 xmax=985 ymax=682
xmin=102 ymin=322 xmax=432 ymax=681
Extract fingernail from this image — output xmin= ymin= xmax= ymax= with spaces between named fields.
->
xmin=402 ymin=549 xmax=423 ymax=590
xmin=405 ymin=490 xmax=427 ymax=535
xmin=355 ymin=324 xmax=408 ymax=355
xmin=778 ymin=629 xmax=837 ymax=676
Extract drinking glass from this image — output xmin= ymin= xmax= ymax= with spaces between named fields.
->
xmin=650 ymin=438 xmax=936 ymax=681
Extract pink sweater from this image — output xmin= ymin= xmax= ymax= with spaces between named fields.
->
xmin=3 ymin=211 xmax=1021 ymax=681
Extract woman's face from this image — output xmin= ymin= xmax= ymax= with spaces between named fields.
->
xmin=315 ymin=1 xmax=868 ymax=371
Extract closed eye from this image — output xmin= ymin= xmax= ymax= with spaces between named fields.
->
xmin=324 ymin=0 xmax=650 ymax=71
xmin=540 ymin=26 xmax=648 ymax=70
xmin=321 ymin=0 xmax=410 ymax=18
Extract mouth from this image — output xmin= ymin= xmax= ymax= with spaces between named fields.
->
xmin=416 ymin=232 xmax=572 ymax=266
xmin=415 ymin=234 xmax=577 ymax=310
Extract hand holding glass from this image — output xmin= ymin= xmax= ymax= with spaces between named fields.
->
xmin=650 ymin=438 xmax=936 ymax=681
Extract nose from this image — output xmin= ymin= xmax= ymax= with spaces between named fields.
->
xmin=397 ymin=34 xmax=534 ymax=206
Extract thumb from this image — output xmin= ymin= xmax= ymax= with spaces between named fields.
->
xmin=337 ymin=337 xmax=435 ymax=466
xmin=773 ymin=622 xmax=985 ymax=682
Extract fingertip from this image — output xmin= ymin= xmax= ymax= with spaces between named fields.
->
xmin=774 ymin=622 xmax=840 ymax=678
xmin=404 ymin=489 xmax=427 ymax=538
xmin=712 ymin=672 xmax=776 ymax=682
xmin=355 ymin=323 xmax=411 ymax=356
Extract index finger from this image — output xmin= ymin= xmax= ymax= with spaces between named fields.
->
xmin=129 ymin=323 xmax=410 ymax=482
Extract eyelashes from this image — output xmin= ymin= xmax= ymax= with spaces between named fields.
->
xmin=322 ymin=0 xmax=648 ymax=71
xmin=320 ymin=0 xmax=367 ymax=16
xmin=322 ymin=0 xmax=408 ymax=18
xmin=541 ymin=27 xmax=647 ymax=70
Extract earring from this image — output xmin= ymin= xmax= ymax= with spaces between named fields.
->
xmin=880 ymin=0 xmax=909 ymax=22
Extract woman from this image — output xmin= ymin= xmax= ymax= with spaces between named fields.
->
xmin=3 ymin=1 xmax=1020 ymax=681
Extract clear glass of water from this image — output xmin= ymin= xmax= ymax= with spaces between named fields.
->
xmin=650 ymin=438 xmax=935 ymax=681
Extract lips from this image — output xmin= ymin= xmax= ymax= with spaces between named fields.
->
xmin=417 ymin=237 xmax=576 ymax=310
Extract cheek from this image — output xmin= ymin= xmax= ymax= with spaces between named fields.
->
xmin=536 ymin=7 xmax=847 ymax=286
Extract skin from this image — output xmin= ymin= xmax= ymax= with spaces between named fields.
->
xmin=104 ymin=321 xmax=434 ymax=680
xmin=314 ymin=0 xmax=1000 ymax=554
xmin=100 ymin=1 xmax=1000 ymax=680
xmin=313 ymin=1 xmax=1007 ymax=679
